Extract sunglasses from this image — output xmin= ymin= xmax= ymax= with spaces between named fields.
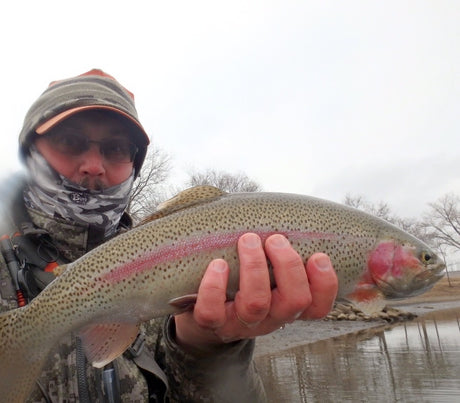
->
xmin=44 ymin=132 xmax=138 ymax=164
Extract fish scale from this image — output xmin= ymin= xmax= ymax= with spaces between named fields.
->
xmin=0 ymin=186 xmax=445 ymax=402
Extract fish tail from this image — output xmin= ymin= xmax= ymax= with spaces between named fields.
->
xmin=0 ymin=309 xmax=52 ymax=402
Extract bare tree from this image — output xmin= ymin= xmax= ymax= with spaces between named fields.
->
xmin=344 ymin=194 xmax=392 ymax=221
xmin=343 ymin=194 xmax=429 ymax=243
xmin=186 ymin=169 xmax=262 ymax=193
xmin=421 ymin=193 xmax=460 ymax=252
xmin=127 ymin=147 xmax=171 ymax=223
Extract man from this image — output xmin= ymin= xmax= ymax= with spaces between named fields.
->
xmin=0 ymin=69 xmax=338 ymax=402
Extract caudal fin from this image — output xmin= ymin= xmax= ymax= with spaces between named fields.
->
xmin=0 ymin=309 xmax=51 ymax=402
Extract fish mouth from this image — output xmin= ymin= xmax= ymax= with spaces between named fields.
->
xmin=377 ymin=262 xmax=446 ymax=300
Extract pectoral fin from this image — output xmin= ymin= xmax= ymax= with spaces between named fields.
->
xmin=345 ymin=286 xmax=386 ymax=315
xmin=168 ymin=294 xmax=199 ymax=312
xmin=78 ymin=322 xmax=140 ymax=368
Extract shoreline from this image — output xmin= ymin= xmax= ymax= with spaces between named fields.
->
xmin=254 ymin=273 xmax=460 ymax=358
xmin=255 ymin=300 xmax=460 ymax=358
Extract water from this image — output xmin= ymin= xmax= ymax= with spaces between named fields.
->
xmin=256 ymin=308 xmax=460 ymax=402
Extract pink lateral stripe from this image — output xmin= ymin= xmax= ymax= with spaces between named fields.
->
xmin=103 ymin=230 xmax=340 ymax=284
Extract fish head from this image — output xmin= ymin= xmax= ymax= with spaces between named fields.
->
xmin=367 ymin=240 xmax=445 ymax=299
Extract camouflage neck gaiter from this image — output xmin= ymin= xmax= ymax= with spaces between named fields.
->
xmin=24 ymin=148 xmax=134 ymax=239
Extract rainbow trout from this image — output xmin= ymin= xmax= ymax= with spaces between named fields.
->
xmin=0 ymin=186 xmax=445 ymax=402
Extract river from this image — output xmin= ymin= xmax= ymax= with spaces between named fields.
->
xmin=255 ymin=306 xmax=460 ymax=402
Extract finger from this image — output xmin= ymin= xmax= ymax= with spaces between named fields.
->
xmin=234 ymin=233 xmax=272 ymax=326
xmin=300 ymin=253 xmax=338 ymax=319
xmin=264 ymin=235 xmax=312 ymax=322
xmin=192 ymin=259 xmax=229 ymax=328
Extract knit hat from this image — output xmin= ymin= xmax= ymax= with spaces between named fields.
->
xmin=18 ymin=69 xmax=150 ymax=176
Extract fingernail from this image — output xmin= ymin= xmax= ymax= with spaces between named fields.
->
xmin=211 ymin=259 xmax=227 ymax=273
xmin=293 ymin=311 xmax=303 ymax=320
xmin=314 ymin=254 xmax=331 ymax=271
xmin=241 ymin=233 xmax=261 ymax=248
xmin=269 ymin=234 xmax=289 ymax=248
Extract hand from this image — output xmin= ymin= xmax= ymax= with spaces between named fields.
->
xmin=174 ymin=233 xmax=338 ymax=349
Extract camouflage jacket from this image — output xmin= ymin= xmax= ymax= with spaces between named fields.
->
xmin=0 ymin=178 xmax=266 ymax=402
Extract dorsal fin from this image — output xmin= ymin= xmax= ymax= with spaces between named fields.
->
xmin=140 ymin=186 xmax=227 ymax=224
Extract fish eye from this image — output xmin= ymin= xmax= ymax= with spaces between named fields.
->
xmin=421 ymin=252 xmax=432 ymax=263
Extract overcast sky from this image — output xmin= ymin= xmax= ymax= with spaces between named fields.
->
xmin=1 ymin=1 xmax=458 ymax=218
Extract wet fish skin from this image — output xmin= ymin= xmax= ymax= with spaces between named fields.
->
xmin=0 ymin=187 xmax=445 ymax=402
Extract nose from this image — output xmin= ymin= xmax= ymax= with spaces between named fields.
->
xmin=78 ymin=144 xmax=106 ymax=177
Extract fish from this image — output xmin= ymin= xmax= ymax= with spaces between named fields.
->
xmin=0 ymin=186 xmax=445 ymax=402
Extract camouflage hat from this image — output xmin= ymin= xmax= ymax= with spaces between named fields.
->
xmin=18 ymin=69 xmax=150 ymax=176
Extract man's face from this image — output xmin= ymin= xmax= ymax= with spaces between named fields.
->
xmin=34 ymin=111 xmax=136 ymax=190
